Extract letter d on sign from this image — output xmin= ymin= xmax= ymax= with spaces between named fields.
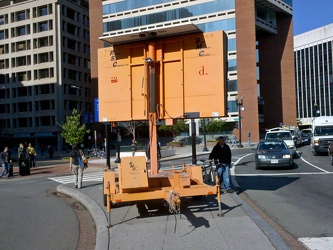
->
xmin=199 ymin=66 xmax=206 ymax=76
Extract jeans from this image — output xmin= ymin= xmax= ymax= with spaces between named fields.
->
xmin=73 ymin=164 xmax=84 ymax=188
xmin=217 ymin=165 xmax=231 ymax=190
xmin=1 ymin=162 xmax=9 ymax=178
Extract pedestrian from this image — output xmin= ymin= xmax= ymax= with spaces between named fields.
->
xmin=18 ymin=143 xmax=27 ymax=176
xmin=27 ymin=143 xmax=37 ymax=168
xmin=47 ymin=145 xmax=54 ymax=159
xmin=131 ymin=137 xmax=138 ymax=156
xmin=231 ymin=133 xmax=237 ymax=147
xmin=70 ymin=145 xmax=85 ymax=189
xmin=0 ymin=147 xmax=11 ymax=179
xmin=209 ymin=136 xmax=234 ymax=193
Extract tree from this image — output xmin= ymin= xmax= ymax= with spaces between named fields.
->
xmin=118 ymin=121 xmax=147 ymax=140
xmin=205 ymin=119 xmax=226 ymax=140
xmin=158 ymin=119 xmax=188 ymax=141
xmin=58 ymin=109 xmax=90 ymax=146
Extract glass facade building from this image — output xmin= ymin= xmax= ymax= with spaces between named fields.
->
xmin=295 ymin=24 xmax=333 ymax=122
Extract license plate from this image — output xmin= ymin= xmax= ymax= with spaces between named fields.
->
xmin=271 ymin=159 xmax=278 ymax=163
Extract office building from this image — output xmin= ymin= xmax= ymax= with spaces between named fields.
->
xmin=0 ymin=0 xmax=91 ymax=150
xmin=294 ymin=23 xmax=333 ymax=124
xmin=91 ymin=0 xmax=296 ymax=142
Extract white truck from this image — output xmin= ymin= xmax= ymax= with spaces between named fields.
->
xmin=311 ymin=116 xmax=333 ymax=155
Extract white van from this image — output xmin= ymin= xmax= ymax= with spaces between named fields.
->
xmin=311 ymin=116 xmax=333 ymax=155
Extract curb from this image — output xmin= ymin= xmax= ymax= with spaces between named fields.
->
xmin=229 ymin=193 xmax=290 ymax=250
xmin=57 ymin=185 xmax=109 ymax=250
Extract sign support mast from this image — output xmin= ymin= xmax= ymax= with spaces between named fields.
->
xmin=147 ymin=42 xmax=159 ymax=175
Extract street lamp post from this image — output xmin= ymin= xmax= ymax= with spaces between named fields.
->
xmin=202 ymin=118 xmax=209 ymax=151
xmin=313 ymin=102 xmax=320 ymax=117
xmin=235 ymin=96 xmax=244 ymax=148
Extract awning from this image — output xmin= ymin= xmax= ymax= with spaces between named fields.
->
xmin=100 ymin=22 xmax=202 ymax=45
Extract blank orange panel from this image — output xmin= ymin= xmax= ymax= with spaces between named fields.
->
xmin=131 ymin=65 xmax=147 ymax=120
xmin=163 ymin=61 xmax=183 ymax=118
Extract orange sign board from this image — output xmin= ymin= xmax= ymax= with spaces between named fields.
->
xmin=98 ymin=30 xmax=227 ymax=122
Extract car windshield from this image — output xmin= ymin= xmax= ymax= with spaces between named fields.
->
xmin=266 ymin=132 xmax=292 ymax=140
xmin=314 ymin=126 xmax=333 ymax=136
xmin=258 ymin=142 xmax=287 ymax=150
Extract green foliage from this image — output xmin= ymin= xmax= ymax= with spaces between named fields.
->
xmin=58 ymin=109 xmax=90 ymax=146
xmin=205 ymin=119 xmax=226 ymax=139
xmin=179 ymin=136 xmax=203 ymax=145
xmin=158 ymin=119 xmax=188 ymax=139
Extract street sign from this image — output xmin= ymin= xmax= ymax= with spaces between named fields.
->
xmin=234 ymin=118 xmax=239 ymax=121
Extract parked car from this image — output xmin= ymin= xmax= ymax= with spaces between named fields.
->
xmin=253 ymin=139 xmax=294 ymax=169
xmin=265 ymin=128 xmax=296 ymax=155
xmin=301 ymin=128 xmax=312 ymax=145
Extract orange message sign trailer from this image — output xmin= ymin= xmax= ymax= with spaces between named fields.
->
xmin=99 ymin=30 xmax=227 ymax=223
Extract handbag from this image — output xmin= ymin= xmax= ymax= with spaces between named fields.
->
xmin=78 ymin=156 xmax=84 ymax=168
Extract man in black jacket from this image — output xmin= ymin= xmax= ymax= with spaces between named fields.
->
xmin=209 ymin=136 xmax=233 ymax=193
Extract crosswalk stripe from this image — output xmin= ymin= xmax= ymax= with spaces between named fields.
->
xmin=48 ymin=172 xmax=105 ymax=184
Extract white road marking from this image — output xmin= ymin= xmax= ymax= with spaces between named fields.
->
xmin=299 ymin=237 xmax=333 ymax=250
xmin=48 ymin=172 xmax=105 ymax=184
xmin=230 ymin=153 xmax=253 ymax=187
xmin=300 ymin=156 xmax=330 ymax=173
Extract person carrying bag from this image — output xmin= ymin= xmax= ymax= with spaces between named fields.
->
xmin=70 ymin=145 xmax=87 ymax=189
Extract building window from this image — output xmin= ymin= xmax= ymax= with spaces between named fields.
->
xmin=67 ymin=8 xmax=75 ymax=20
xmin=67 ymin=23 xmax=76 ymax=35
xmin=17 ymin=56 xmax=27 ymax=66
xmin=18 ymin=26 xmax=26 ymax=36
xmin=0 ymin=30 xmax=4 ymax=40
xmin=40 ymin=69 xmax=49 ymax=79
xmin=39 ymin=37 xmax=49 ymax=47
xmin=17 ymin=11 xmax=26 ymax=21
xmin=67 ymin=38 xmax=76 ymax=50
xmin=39 ymin=6 xmax=48 ymax=16
xmin=39 ymin=53 xmax=48 ymax=63
xmin=39 ymin=22 xmax=48 ymax=32
xmin=0 ymin=16 xmax=5 ymax=25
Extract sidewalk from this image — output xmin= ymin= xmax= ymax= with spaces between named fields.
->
xmin=55 ymin=144 xmax=291 ymax=250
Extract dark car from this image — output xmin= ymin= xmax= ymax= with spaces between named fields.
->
xmin=253 ymin=139 xmax=294 ymax=169
xmin=301 ymin=128 xmax=312 ymax=145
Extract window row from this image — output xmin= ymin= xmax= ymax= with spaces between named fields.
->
xmin=103 ymin=1 xmax=235 ymax=32
xmin=63 ymin=21 xmax=89 ymax=40
xmin=0 ymin=52 xmax=54 ymax=69
xmin=0 ymin=21 xmax=53 ymax=40
xmin=0 ymin=5 xmax=51 ymax=26
xmin=103 ymin=0 xmax=235 ymax=16
xmin=61 ymin=4 xmax=89 ymax=27
xmin=0 ymin=116 xmax=56 ymax=128
xmin=0 ymin=36 xmax=54 ymax=55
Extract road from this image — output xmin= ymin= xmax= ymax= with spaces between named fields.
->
xmin=233 ymin=145 xmax=333 ymax=248
xmin=0 ymin=177 xmax=82 ymax=250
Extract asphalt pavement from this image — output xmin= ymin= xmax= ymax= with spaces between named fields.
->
xmin=52 ymin=144 xmax=292 ymax=250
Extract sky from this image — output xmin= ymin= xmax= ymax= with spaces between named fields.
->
xmin=293 ymin=0 xmax=333 ymax=35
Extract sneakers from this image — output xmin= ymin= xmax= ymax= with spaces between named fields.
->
xmin=227 ymin=189 xmax=234 ymax=193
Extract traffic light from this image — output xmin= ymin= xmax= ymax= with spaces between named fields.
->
xmin=112 ymin=122 xmax=117 ymax=132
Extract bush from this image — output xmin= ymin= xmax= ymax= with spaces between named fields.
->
xmin=179 ymin=136 xmax=203 ymax=145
